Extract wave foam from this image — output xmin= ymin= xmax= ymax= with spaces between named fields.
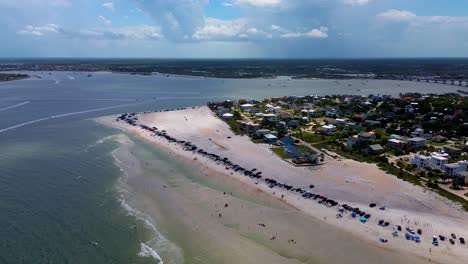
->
xmin=138 ymin=243 xmax=164 ymax=263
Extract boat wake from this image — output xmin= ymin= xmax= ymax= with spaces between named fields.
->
xmin=0 ymin=101 xmax=30 ymax=112
xmin=0 ymin=103 xmax=134 ymax=134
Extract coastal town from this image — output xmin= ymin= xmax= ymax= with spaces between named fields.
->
xmin=106 ymin=92 xmax=468 ymax=263
xmin=208 ymin=93 xmax=468 ymax=205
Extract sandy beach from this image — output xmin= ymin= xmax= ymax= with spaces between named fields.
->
xmin=97 ymin=106 xmax=468 ymax=264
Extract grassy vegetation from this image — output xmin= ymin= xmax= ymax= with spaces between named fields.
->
xmin=271 ymin=147 xmax=288 ymax=159
xmin=296 ymin=144 xmax=317 ymax=154
xmin=292 ymin=131 xmax=331 ymax=143
xmin=226 ymin=119 xmax=244 ymax=135
xmin=432 ymin=186 xmax=468 ymax=212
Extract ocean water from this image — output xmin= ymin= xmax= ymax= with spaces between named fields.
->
xmin=0 ymin=71 xmax=464 ymax=263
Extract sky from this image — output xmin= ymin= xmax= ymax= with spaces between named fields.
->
xmin=1 ymin=0 xmax=468 ymax=58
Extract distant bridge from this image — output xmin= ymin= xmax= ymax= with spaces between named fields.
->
xmin=400 ymin=77 xmax=468 ymax=88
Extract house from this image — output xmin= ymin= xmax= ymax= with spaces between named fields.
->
xmin=302 ymin=109 xmax=316 ymax=118
xmin=347 ymin=136 xmax=359 ymax=148
xmin=256 ymin=129 xmax=271 ymax=137
xmin=443 ymin=146 xmax=462 ymax=159
xmin=367 ymin=144 xmax=385 ymax=155
xmin=265 ymin=104 xmax=275 ymax=112
xmin=411 ymin=154 xmax=430 ymax=169
xmin=429 ymin=153 xmax=449 ymax=170
xmin=411 ymin=128 xmax=425 ymax=138
xmin=407 ymin=137 xmax=427 ymax=148
xmin=272 ymin=106 xmax=282 ymax=114
xmin=288 ymin=120 xmax=300 ymax=128
xmin=263 ymin=133 xmax=278 ymax=144
xmin=364 ymin=120 xmax=381 ymax=127
xmin=387 ymin=139 xmax=406 ymax=150
xmin=442 ymin=161 xmax=467 ymax=177
xmin=353 ymin=113 xmax=367 ymax=121
xmin=358 ymin=132 xmax=376 ymax=142
xmin=240 ymin=104 xmax=254 ymax=111
xmin=334 ymin=118 xmax=347 ymax=125
xmin=263 ymin=114 xmax=276 ymax=122
xmin=345 ymin=122 xmax=362 ymax=131
xmin=455 ymin=171 xmax=468 ymax=185
xmin=222 ymin=113 xmax=234 ymax=120
xmin=280 ymin=112 xmax=292 ymax=120
xmin=316 ymin=124 xmax=336 ymax=135
xmin=238 ymin=121 xmax=260 ymax=135
xmin=432 ymin=135 xmax=447 ymax=143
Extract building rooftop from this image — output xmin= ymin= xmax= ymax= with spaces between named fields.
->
xmin=408 ymin=137 xmax=426 ymax=142
xmin=264 ymin=134 xmax=278 ymax=140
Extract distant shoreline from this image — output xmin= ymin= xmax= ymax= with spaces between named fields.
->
xmin=0 ymin=73 xmax=29 ymax=82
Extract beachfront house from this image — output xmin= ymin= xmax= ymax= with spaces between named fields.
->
xmin=411 ymin=154 xmax=430 ymax=169
xmin=407 ymin=137 xmax=427 ymax=148
xmin=367 ymin=144 xmax=385 ymax=155
xmin=442 ymin=161 xmax=468 ymax=177
xmin=455 ymin=171 xmax=468 ymax=185
xmin=412 ymin=152 xmax=452 ymax=170
xmin=222 ymin=113 xmax=234 ymax=120
xmin=347 ymin=136 xmax=359 ymax=148
xmin=238 ymin=121 xmax=260 ymax=135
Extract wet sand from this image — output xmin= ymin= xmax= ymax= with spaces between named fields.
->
xmin=97 ymin=107 xmax=468 ymax=264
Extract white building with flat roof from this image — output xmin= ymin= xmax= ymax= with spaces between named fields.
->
xmin=443 ymin=161 xmax=468 ymax=177
xmin=411 ymin=154 xmax=430 ymax=169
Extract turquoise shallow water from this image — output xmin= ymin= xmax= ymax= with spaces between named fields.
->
xmin=0 ymin=71 xmax=463 ymax=263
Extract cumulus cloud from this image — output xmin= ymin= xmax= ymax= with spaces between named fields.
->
xmin=17 ymin=24 xmax=62 ymax=36
xmin=0 ymin=0 xmax=70 ymax=7
xmin=99 ymin=15 xmax=112 ymax=25
xmin=17 ymin=24 xmax=163 ymax=41
xmin=343 ymin=0 xmax=372 ymax=6
xmin=378 ymin=9 xmax=468 ymax=25
xmin=378 ymin=9 xmax=417 ymax=22
xmin=233 ymin=0 xmax=284 ymax=8
xmin=135 ymin=0 xmax=208 ymax=41
xmin=280 ymin=27 xmax=328 ymax=39
xmin=192 ymin=18 xmax=328 ymax=41
xmin=102 ymin=2 xmax=115 ymax=12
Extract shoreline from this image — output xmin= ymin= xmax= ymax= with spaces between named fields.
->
xmin=96 ymin=106 xmax=468 ymax=264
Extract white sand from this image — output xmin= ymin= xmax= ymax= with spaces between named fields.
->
xmin=98 ymin=106 xmax=468 ymax=264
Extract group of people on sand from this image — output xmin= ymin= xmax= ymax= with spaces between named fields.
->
xmin=116 ymin=111 xmax=466 ymax=248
